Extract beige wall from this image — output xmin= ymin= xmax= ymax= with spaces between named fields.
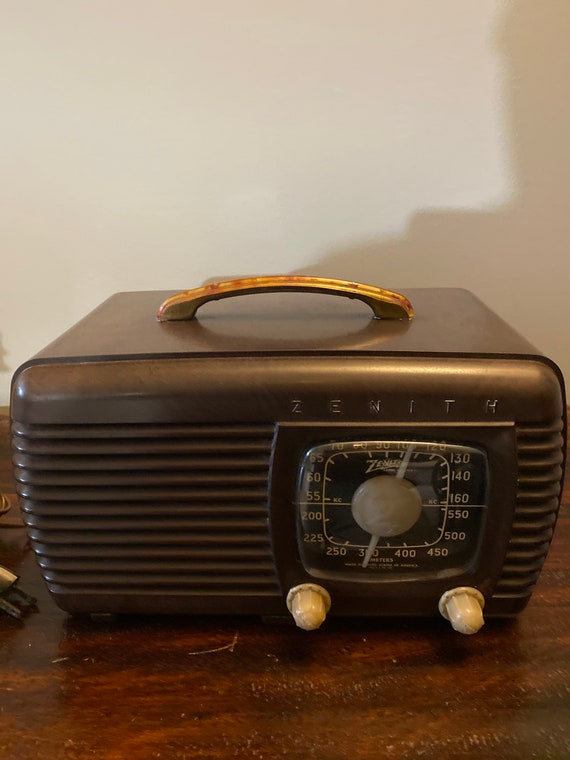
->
xmin=1 ymin=1 xmax=569 ymax=405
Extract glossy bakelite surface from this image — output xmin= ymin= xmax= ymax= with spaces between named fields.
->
xmin=1 ymin=409 xmax=569 ymax=760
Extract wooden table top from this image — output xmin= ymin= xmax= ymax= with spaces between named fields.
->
xmin=1 ymin=408 xmax=568 ymax=760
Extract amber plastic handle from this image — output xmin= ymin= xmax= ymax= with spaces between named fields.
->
xmin=157 ymin=276 xmax=413 ymax=322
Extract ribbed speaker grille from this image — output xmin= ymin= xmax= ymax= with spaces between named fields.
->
xmin=493 ymin=418 xmax=565 ymax=599
xmin=12 ymin=422 xmax=280 ymax=598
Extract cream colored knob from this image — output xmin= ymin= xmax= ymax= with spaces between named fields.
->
xmin=439 ymin=587 xmax=485 ymax=635
xmin=286 ymin=583 xmax=331 ymax=631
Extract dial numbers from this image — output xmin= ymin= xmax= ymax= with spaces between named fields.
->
xmin=298 ymin=440 xmax=488 ymax=581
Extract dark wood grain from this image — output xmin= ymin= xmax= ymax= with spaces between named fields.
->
xmin=1 ymin=408 xmax=568 ymax=760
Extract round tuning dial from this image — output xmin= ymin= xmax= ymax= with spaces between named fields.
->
xmin=351 ymin=472 xmax=422 ymax=568
xmin=351 ymin=475 xmax=422 ymax=537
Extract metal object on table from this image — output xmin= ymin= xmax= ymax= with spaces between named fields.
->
xmin=0 ymin=565 xmax=37 ymax=620
xmin=0 ymin=493 xmax=36 ymax=619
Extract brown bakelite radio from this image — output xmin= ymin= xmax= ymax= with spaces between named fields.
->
xmin=10 ymin=277 xmax=566 ymax=634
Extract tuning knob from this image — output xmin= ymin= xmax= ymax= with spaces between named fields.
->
xmin=286 ymin=583 xmax=331 ymax=631
xmin=351 ymin=474 xmax=422 ymax=568
xmin=439 ymin=587 xmax=485 ymax=635
xmin=351 ymin=475 xmax=422 ymax=537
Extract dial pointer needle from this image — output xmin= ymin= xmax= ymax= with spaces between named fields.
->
xmin=362 ymin=535 xmax=380 ymax=568
xmin=361 ymin=444 xmax=416 ymax=568
xmin=396 ymin=444 xmax=415 ymax=479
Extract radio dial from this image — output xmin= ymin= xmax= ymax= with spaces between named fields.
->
xmin=350 ymin=444 xmax=423 ymax=568
xmin=298 ymin=439 xmax=489 ymax=582
xmin=351 ymin=476 xmax=423 ymax=538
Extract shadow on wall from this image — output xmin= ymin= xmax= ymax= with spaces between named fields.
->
xmin=0 ymin=333 xmax=10 ymax=408
xmin=295 ymin=1 xmax=570 ymax=351
xmin=0 ymin=334 xmax=9 ymax=373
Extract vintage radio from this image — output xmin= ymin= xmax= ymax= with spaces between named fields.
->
xmin=10 ymin=276 xmax=566 ymax=634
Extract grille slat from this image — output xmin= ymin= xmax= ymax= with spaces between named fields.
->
xmin=26 ymin=529 xmax=271 ymax=546
xmin=493 ymin=419 xmax=564 ymax=599
xmin=13 ymin=422 xmax=280 ymax=599
xmin=39 ymin=558 xmax=275 ymax=574
xmin=17 ymin=485 xmax=269 ymax=502
xmin=22 ymin=500 xmax=267 ymax=517
xmin=13 ymin=453 xmax=271 ymax=471
xmin=12 ymin=422 xmax=272 ymax=439
xmin=15 ymin=469 xmax=269 ymax=488
xmin=32 ymin=542 xmax=270 ymax=560
xmin=24 ymin=515 xmax=269 ymax=532
xmin=13 ymin=439 xmax=272 ymax=457
xmin=42 ymin=572 xmax=278 ymax=589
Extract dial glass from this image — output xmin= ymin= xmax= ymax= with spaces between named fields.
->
xmin=298 ymin=440 xmax=488 ymax=581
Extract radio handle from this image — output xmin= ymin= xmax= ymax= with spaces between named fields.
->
xmin=157 ymin=276 xmax=414 ymax=321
